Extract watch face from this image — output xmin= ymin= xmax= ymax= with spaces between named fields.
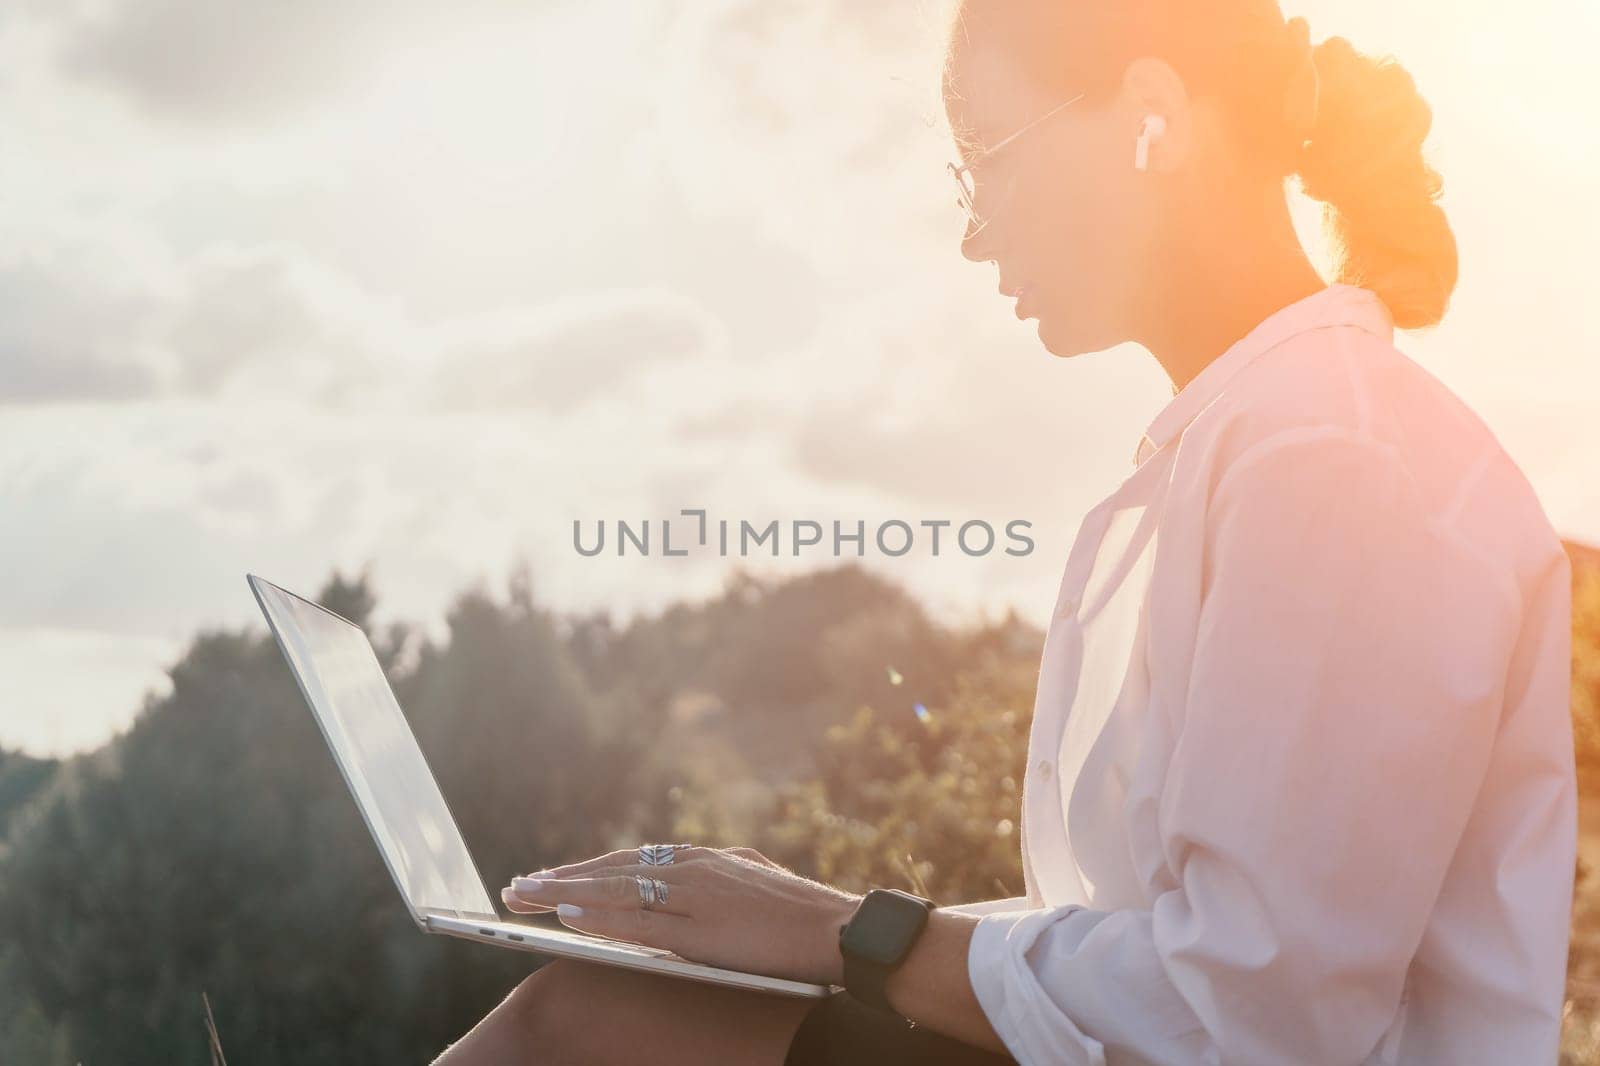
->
xmin=843 ymin=890 xmax=931 ymax=965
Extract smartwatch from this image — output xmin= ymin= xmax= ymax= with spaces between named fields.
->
xmin=837 ymin=888 xmax=935 ymax=1013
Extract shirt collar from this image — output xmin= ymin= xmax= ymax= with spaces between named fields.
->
xmin=1132 ymin=283 xmax=1394 ymax=468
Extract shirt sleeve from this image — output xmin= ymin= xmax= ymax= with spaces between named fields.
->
xmin=967 ymin=427 xmax=1523 ymax=1065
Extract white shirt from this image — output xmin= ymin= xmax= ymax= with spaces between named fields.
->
xmin=958 ymin=283 xmax=1576 ymax=1065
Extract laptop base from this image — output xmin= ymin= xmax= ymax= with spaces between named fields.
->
xmin=424 ymin=913 xmax=834 ymax=1000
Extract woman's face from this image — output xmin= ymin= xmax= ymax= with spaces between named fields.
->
xmin=944 ymin=37 xmax=1166 ymax=359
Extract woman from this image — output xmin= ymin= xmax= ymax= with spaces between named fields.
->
xmin=434 ymin=2 xmax=1576 ymax=1063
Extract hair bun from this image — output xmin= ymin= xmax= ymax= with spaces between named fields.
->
xmin=1294 ymin=35 xmax=1457 ymax=329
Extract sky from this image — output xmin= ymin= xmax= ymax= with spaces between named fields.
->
xmin=1 ymin=0 xmax=1596 ymax=756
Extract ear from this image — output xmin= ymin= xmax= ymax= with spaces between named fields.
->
xmin=1119 ymin=56 xmax=1192 ymax=174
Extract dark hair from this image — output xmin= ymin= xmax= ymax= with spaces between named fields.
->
xmin=947 ymin=2 xmax=1458 ymax=329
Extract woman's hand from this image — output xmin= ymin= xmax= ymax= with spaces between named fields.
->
xmin=500 ymin=846 xmax=861 ymax=986
xmin=501 ymin=847 xmax=780 ymax=913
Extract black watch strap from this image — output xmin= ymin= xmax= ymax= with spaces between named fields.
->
xmin=842 ymin=940 xmax=897 ymax=1012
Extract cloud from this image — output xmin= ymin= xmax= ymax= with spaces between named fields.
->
xmin=655 ymin=0 xmax=951 ymax=251
xmin=0 ymin=230 xmax=744 ymax=415
xmin=787 ymin=322 xmax=1160 ymax=515
xmin=0 ymin=239 xmax=413 ymax=408
xmin=164 ymin=245 xmax=413 ymax=404
xmin=54 ymin=2 xmax=379 ymax=126
xmin=48 ymin=0 xmax=524 ymax=127
xmin=675 ymin=398 xmax=794 ymax=442
xmin=0 ymin=339 xmax=156 ymax=404
xmin=170 ymin=252 xmax=327 ymax=392
xmin=0 ymin=254 xmax=163 ymax=403
xmin=47 ymin=0 xmax=611 ymax=128
xmin=428 ymin=290 xmax=728 ymax=413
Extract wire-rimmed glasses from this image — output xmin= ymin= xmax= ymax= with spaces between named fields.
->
xmin=948 ymin=91 xmax=1086 ymax=234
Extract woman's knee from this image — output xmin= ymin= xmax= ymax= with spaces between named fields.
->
xmin=499 ymin=959 xmax=614 ymax=1051
xmin=494 ymin=957 xmax=809 ymax=1065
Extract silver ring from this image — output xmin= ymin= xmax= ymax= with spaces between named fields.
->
xmin=651 ymin=878 xmax=669 ymax=907
xmin=634 ymin=874 xmax=657 ymax=909
xmin=640 ymin=843 xmax=687 ymax=866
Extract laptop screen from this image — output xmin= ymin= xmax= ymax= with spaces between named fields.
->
xmin=249 ymin=575 xmax=497 ymax=922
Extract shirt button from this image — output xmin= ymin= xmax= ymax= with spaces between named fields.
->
xmin=1035 ymin=759 xmax=1054 ymax=781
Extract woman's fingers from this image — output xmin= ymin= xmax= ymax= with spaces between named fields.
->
xmin=509 ymin=873 xmax=691 ymax=917
xmin=554 ymin=899 xmax=694 ymax=953
xmin=500 ymin=886 xmax=554 ymax=914
xmin=522 ymin=848 xmax=639 ymax=880
xmin=504 ymin=843 xmax=763 ymax=915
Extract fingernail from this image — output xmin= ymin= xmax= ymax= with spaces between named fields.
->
xmin=556 ymin=904 xmax=584 ymax=919
xmin=512 ymin=877 xmax=544 ymax=894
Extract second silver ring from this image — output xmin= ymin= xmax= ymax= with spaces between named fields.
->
xmin=633 ymin=874 xmax=670 ymax=909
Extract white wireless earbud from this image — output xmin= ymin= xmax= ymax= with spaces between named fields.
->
xmin=1134 ymin=114 xmax=1166 ymax=172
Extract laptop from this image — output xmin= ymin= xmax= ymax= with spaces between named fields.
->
xmin=246 ymin=573 xmax=830 ymax=999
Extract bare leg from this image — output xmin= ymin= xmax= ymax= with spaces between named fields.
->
xmin=431 ymin=959 xmax=816 ymax=1066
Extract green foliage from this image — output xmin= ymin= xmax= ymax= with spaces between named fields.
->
xmin=1565 ymin=548 xmax=1600 ymax=1063
xmin=666 ymin=648 xmax=1042 ymax=904
xmin=1571 ymin=560 xmax=1600 ymax=796
xmin=0 ymin=747 xmax=57 ymax=843
xmin=763 ymin=658 xmax=1035 ymax=904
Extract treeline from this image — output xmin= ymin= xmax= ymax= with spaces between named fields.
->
xmin=0 ymin=564 xmax=1040 ymax=1063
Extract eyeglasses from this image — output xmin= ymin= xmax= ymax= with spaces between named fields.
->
xmin=948 ymin=91 xmax=1086 ymax=234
